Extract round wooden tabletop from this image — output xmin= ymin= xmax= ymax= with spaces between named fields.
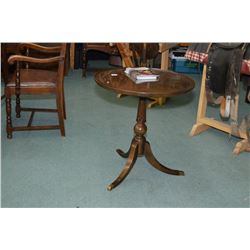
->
xmin=95 ymin=68 xmax=195 ymax=98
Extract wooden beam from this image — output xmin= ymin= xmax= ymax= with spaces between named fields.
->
xmin=70 ymin=43 xmax=75 ymax=70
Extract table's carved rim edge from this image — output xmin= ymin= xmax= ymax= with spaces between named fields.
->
xmin=94 ymin=70 xmax=195 ymax=98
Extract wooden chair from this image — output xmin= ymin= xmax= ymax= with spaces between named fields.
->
xmin=4 ymin=43 xmax=67 ymax=139
xmin=1 ymin=43 xmax=20 ymax=100
xmin=82 ymin=43 xmax=119 ymax=77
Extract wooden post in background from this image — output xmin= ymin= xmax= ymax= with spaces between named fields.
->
xmin=70 ymin=43 xmax=75 ymax=70
xmin=159 ymin=43 xmax=170 ymax=70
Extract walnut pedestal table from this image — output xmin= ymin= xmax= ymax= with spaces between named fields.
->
xmin=95 ymin=69 xmax=195 ymax=190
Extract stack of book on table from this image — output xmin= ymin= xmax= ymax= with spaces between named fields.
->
xmin=124 ymin=67 xmax=160 ymax=84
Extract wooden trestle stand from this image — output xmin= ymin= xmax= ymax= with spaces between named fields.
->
xmin=190 ymin=65 xmax=249 ymax=155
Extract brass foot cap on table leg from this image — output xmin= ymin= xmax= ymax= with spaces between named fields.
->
xmin=179 ymin=171 xmax=185 ymax=176
xmin=107 ymin=185 xmax=113 ymax=191
xmin=7 ymin=134 xmax=12 ymax=139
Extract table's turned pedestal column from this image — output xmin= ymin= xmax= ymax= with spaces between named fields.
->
xmin=108 ymin=97 xmax=184 ymax=191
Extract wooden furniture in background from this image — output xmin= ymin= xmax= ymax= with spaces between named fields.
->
xmin=5 ymin=43 xmax=67 ymax=139
xmin=147 ymin=43 xmax=177 ymax=108
xmin=189 ymin=65 xmax=248 ymax=153
xmin=1 ymin=43 xmax=19 ymax=100
xmin=116 ymin=43 xmax=176 ymax=108
xmin=233 ymin=138 xmax=250 ymax=154
xmin=82 ymin=43 xmax=119 ymax=77
xmin=95 ymin=68 xmax=195 ymax=190
xmin=70 ymin=43 xmax=75 ymax=69
xmin=159 ymin=43 xmax=170 ymax=70
xmin=116 ymin=43 xmax=134 ymax=67
xmin=1 ymin=43 xmax=19 ymax=85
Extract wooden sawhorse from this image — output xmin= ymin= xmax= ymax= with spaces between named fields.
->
xmin=190 ymin=65 xmax=249 ymax=155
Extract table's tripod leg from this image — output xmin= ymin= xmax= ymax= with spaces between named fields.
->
xmin=108 ymin=143 xmax=138 ymax=191
xmin=116 ymin=147 xmax=131 ymax=158
xmin=144 ymin=141 xmax=184 ymax=176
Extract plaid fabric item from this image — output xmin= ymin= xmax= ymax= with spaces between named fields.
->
xmin=185 ymin=50 xmax=208 ymax=63
xmin=185 ymin=50 xmax=250 ymax=75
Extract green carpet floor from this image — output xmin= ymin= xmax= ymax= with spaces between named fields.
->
xmin=1 ymin=61 xmax=250 ymax=207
